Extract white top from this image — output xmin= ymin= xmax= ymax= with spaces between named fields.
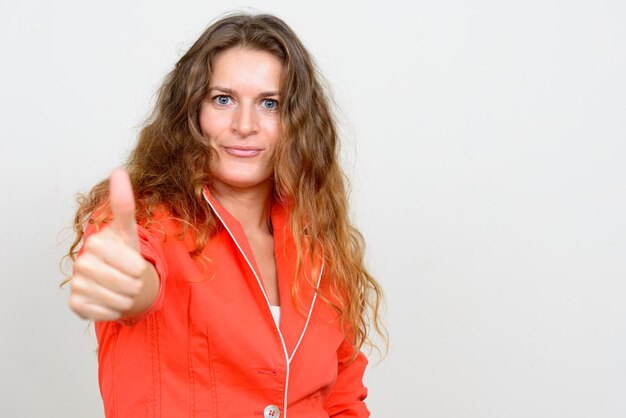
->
xmin=269 ymin=305 xmax=281 ymax=326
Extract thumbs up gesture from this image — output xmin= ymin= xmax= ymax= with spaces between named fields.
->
xmin=68 ymin=169 xmax=159 ymax=322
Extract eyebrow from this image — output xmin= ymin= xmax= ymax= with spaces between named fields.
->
xmin=208 ymin=86 xmax=280 ymax=97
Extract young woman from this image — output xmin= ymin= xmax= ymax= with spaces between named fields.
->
xmin=66 ymin=12 xmax=385 ymax=418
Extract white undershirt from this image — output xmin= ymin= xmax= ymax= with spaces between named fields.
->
xmin=269 ymin=305 xmax=281 ymax=326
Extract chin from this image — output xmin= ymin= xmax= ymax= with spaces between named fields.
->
xmin=213 ymin=173 xmax=273 ymax=191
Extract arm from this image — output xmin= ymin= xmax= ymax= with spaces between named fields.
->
xmin=324 ymin=338 xmax=370 ymax=417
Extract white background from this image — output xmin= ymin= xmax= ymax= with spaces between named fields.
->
xmin=1 ymin=0 xmax=625 ymax=416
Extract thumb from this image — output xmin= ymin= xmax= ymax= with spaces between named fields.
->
xmin=109 ymin=168 xmax=140 ymax=251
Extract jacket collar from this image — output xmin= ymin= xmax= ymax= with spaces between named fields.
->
xmin=202 ymin=186 xmax=323 ymax=362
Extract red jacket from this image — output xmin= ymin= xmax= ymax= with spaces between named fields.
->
xmin=89 ymin=188 xmax=370 ymax=417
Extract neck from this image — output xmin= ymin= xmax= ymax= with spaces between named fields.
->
xmin=210 ymin=180 xmax=273 ymax=234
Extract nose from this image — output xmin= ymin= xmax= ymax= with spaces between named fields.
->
xmin=231 ymin=102 xmax=258 ymax=138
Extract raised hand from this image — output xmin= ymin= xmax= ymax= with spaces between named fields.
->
xmin=68 ymin=168 xmax=159 ymax=322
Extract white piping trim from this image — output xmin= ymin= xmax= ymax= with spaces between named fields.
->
xmin=202 ymin=191 xmax=294 ymax=417
xmin=283 ymin=364 xmax=290 ymax=418
xmin=288 ymin=261 xmax=323 ymax=364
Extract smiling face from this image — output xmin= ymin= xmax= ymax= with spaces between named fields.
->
xmin=199 ymin=47 xmax=283 ymax=194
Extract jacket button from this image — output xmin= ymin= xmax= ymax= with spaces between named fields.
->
xmin=263 ymin=404 xmax=280 ymax=418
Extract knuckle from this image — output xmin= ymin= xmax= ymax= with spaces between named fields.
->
xmin=137 ymin=259 xmax=149 ymax=276
xmin=69 ymin=276 xmax=87 ymax=293
xmin=120 ymin=296 xmax=135 ymax=311
xmin=73 ymin=255 xmax=95 ymax=275
xmin=83 ymin=235 xmax=100 ymax=251
xmin=126 ymin=279 xmax=142 ymax=297
xmin=86 ymin=231 xmax=113 ymax=251
xmin=136 ymin=278 xmax=145 ymax=292
xmin=68 ymin=295 xmax=85 ymax=315
xmin=102 ymin=291 xmax=125 ymax=308
xmin=129 ymin=256 xmax=147 ymax=278
xmin=73 ymin=257 xmax=86 ymax=272
xmin=68 ymin=295 xmax=78 ymax=310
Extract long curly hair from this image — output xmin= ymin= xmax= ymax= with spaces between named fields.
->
xmin=66 ymin=12 xmax=386 ymax=360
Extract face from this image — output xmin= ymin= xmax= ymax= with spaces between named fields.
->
xmin=199 ymin=47 xmax=283 ymax=193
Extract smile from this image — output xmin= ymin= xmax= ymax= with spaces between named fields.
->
xmin=222 ymin=146 xmax=264 ymax=157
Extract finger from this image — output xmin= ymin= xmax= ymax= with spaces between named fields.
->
xmin=82 ymin=301 xmax=122 ymax=322
xmin=71 ymin=274 xmax=135 ymax=313
xmin=73 ymin=252 xmax=142 ymax=297
xmin=82 ymin=230 xmax=146 ymax=278
xmin=69 ymin=288 xmax=120 ymax=321
xmin=109 ymin=168 xmax=140 ymax=251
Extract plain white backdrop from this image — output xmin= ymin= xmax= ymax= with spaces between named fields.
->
xmin=1 ymin=0 xmax=625 ymax=416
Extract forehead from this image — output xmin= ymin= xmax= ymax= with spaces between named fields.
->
xmin=209 ymin=47 xmax=283 ymax=92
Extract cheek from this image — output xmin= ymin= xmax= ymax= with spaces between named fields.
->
xmin=199 ymin=108 xmax=228 ymax=140
xmin=261 ymin=118 xmax=282 ymax=146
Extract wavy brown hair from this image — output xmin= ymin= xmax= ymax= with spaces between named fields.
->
xmin=66 ymin=12 xmax=386 ymax=360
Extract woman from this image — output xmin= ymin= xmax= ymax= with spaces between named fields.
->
xmin=66 ymin=12 xmax=385 ymax=418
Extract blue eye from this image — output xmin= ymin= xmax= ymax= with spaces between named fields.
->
xmin=214 ymin=95 xmax=232 ymax=106
xmin=262 ymin=99 xmax=278 ymax=110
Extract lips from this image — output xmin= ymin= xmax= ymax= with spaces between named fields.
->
xmin=222 ymin=146 xmax=264 ymax=157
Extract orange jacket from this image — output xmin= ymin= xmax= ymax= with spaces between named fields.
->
xmin=89 ymin=188 xmax=370 ymax=417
